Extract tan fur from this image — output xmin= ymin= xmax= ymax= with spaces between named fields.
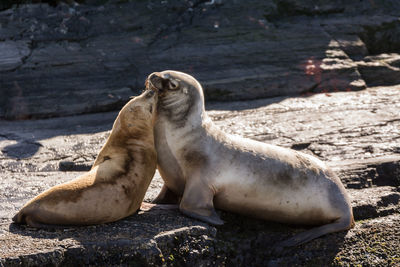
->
xmin=13 ymin=90 xmax=157 ymax=227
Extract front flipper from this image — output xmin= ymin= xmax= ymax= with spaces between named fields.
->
xmin=179 ymin=178 xmax=223 ymax=226
xmin=140 ymin=202 xmax=179 ymax=211
xmin=180 ymin=207 xmax=223 ymax=226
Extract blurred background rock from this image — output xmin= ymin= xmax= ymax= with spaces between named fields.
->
xmin=1 ymin=0 xmax=399 ymax=120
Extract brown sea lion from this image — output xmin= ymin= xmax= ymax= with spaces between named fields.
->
xmin=13 ymin=89 xmax=157 ymax=228
xmin=146 ymin=70 xmax=354 ymax=248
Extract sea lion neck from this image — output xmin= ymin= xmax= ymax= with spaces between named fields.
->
xmin=157 ymin=89 xmax=205 ymax=129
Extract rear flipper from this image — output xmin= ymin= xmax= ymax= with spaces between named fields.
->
xmin=274 ymin=215 xmax=354 ymax=252
xmin=12 ymin=211 xmax=23 ymax=224
xmin=13 ymin=212 xmax=71 ymax=230
xmin=26 ymin=217 xmax=71 ymax=229
xmin=140 ymin=202 xmax=222 ymax=224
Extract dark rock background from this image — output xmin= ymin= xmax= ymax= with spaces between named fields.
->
xmin=1 ymin=0 xmax=400 ymax=119
xmin=1 ymin=0 xmax=400 ymax=266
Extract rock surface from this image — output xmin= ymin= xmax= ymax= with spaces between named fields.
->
xmin=1 ymin=85 xmax=400 ymax=266
xmin=1 ymin=1 xmax=400 ymax=265
xmin=1 ymin=0 xmax=400 ymax=119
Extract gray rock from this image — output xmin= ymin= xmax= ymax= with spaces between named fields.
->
xmin=1 ymin=1 xmax=400 ymax=119
xmin=1 ymin=85 xmax=400 ymax=265
xmin=0 ymin=41 xmax=31 ymax=72
xmin=357 ymin=54 xmax=400 ymax=87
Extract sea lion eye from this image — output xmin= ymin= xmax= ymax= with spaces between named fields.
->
xmin=168 ymin=80 xmax=179 ymax=90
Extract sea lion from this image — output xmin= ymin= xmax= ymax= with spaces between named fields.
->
xmin=146 ymin=70 xmax=354 ymax=248
xmin=13 ymin=89 xmax=157 ymax=228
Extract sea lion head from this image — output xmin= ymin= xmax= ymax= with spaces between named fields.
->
xmin=145 ymin=70 xmax=205 ymax=127
xmin=117 ymin=89 xmax=158 ymax=136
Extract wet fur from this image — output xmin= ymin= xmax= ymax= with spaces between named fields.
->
xmin=13 ymin=91 xmax=157 ymax=227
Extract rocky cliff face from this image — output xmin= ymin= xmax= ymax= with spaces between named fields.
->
xmin=1 ymin=0 xmax=399 ymax=119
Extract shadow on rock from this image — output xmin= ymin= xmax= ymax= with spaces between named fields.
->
xmin=0 ymin=111 xmax=118 ymax=159
xmin=215 ymin=211 xmax=348 ymax=266
xmin=7 ymin=208 xmax=215 ymax=266
xmin=1 ymin=140 xmax=43 ymax=159
xmin=6 ymin=207 xmax=348 ymax=266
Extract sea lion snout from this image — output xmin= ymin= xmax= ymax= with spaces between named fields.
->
xmin=147 ymin=72 xmax=179 ymax=92
xmin=147 ymin=72 xmax=165 ymax=91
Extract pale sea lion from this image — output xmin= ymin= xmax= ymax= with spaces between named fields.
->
xmin=146 ymin=70 xmax=354 ymax=248
xmin=13 ymin=90 xmax=157 ymax=228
